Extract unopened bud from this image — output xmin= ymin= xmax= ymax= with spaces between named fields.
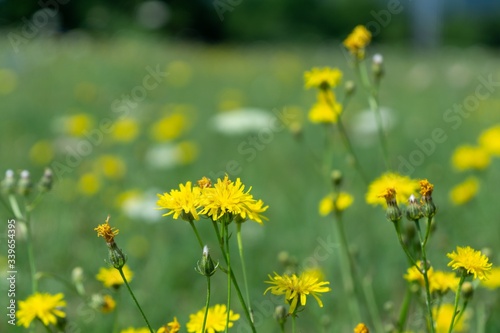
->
xmin=107 ymin=242 xmax=126 ymax=269
xmin=1 ymin=169 xmax=16 ymax=194
xmin=274 ymin=305 xmax=287 ymax=326
xmin=38 ymin=168 xmax=54 ymax=192
xmin=344 ymin=80 xmax=356 ymax=96
xmin=196 ymin=245 xmax=218 ymax=277
xmin=331 ymin=170 xmax=343 ymax=188
xmin=372 ymin=53 xmax=384 ymax=80
xmin=17 ymin=170 xmax=32 ymax=197
xmin=461 ymin=281 xmax=474 ymax=300
xmin=406 ymin=194 xmax=423 ymax=221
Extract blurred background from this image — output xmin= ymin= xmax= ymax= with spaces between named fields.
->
xmin=1 ymin=0 xmax=500 ymax=332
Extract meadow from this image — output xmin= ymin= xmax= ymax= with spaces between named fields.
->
xmin=1 ymin=30 xmax=500 ymax=333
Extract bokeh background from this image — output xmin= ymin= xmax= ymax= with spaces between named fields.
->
xmin=1 ymin=1 xmax=500 ymax=332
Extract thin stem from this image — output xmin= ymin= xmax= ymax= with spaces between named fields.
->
xmin=362 ymin=277 xmax=385 ymax=333
xmin=396 ymin=286 xmax=413 ymax=333
xmin=448 ymin=274 xmax=466 ymax=333
xmin=201 ymin=276 xmax=211 ymax=333
xmin=224 ymin=223 xmax=232 ymax=333
xmin=118 ymin=267 xmax=154 ymax=333
xmin=236 ymin=223 xmax=253 ymax=323
xmin=336 ymin=118 xmax=369 ymax=185
xmin=8 ymin=194 xmax=24 ymax=220
xmin=189 ymin=220 xmax=204 ymax=249
xmin=211 ymin=220 xmax=256 ymax=333
xmin=291 ymin=315 xmax=297 ymax=333
xmin=423 ymin=216 xmax=433 ymax=248
xmin=393 ymin=221 xmax=418 ymax=267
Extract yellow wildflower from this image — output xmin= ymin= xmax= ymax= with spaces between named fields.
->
xmin=150 ymin=112 xmax=188 ymax=142
xmin=319 ymin=192 xmax=354 ymax=216
xmin=304 ymin=67 xmax=343 ymax=90
xmin=120 ymin=327 xmax=150 ymax=333
xmin=112 ymin=118 xmax=140 ymax=143
xmin=429 ymin=270 xmax=460 ymax=294
xmin=77 ymin=172 xmax=101 ymax=196
xmin=478 ymin=124 xmax=500 ymax=156
xmin=64 ymin=113 xmax=94 ymax=137
xmin=158 ymin=317 xmax=181 ymax=333
xmin=157 ymin=181 xmax=202 ymax=221
xmin=97 ymin=155 xmax=127 ymax=180
xmin=186 ymin=304 xmax=239 ymax=333
xmin=343 ymin=25 xmax=372 ymax=59
xmin=434 ymin=303 xmax=468 ymax=333
xmin=447 ymin=246 xmax=492 ymax=280
xmin=17 ymin=292 xmax=66 ymax=328
xmin=366 ymin=172 xmax=419 ymax=207
xmin=96 ymin=264 xmax=134 ymax=288
xmin=101 ymin=295 xmax=116 ymax=313
xmin=480 ymin=267 xmax=500 ymax=289
xmin=354 ymin=323 xmax=369 ymax=333
xmin=94 ymin=216 xmax=119 ymax=243
xmin=449 ymin=177 xmax=479 ymax=205
xmin=452 ymin=144 xmax=490 ymax=171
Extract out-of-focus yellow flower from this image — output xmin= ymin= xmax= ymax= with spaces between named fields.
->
xmin=452 ymin=144 xmax=490 ymax=171
xmin=308 ymin=90 xmax=343 ymax=124
xmin=304 ymin=67 xmax=343 ymax=90
xmin=480 ymin=267 xmax=500 ymax=289
xmin=77 ymin=172 xmax=101 ymax=196
xmin=96 ymin=265 xmax=133 ymax=289
xmin=177 ymin=141 xmax=199 ymax=165
xmin=478 ymin=124 xmax=500 ymax=156
xmin=120 ymin=327 xmax=150 ymax=333
xmin=158 ymin=317 xmax=181 ymax=333
xmin=343 ymin=25 xmax=372 ymax=59
xmin=447 ymin=246 xmax=492 ymax=280
xmin=101 ymin=295 xmax=116 ymax=313
xmin=366 ymin=172 xmax=419 ymax=207
xmin=0 ymin=68 xmax=18 ymax=95
xmin=428 ymin=270 xmax=460 ymax=294
xmin=112 ymin=118 xmax=140 ymax=143
xmin=434 ymin=303 xmax=468 ymax=333
xmin=29 ymin=140 xmax=55 ymax=165
xmin=218 ymin=88 xmax=245 ymax=111
xmin=64 ymin=113 xmax=95 ymax=137
xmin=449 ymin=177 xmax=479 ymax=205
xmin=354 ymin=323 xmax=369 ymax=333
xmin=403 ymin=265 xmax=432 ymax=286
xmin=187 ymin=304 xmax=239 ymax=333
xmin=17 ymin=292 xmax=66 ymax=328
xmin=74 ymin=81 xmax=97 ymax=103
xmin=96 ymin=155 xmax=126 ymax=180
xmin=166 ymin=60 xmax=193 ymax=87
xmin=319 ymin=192 xmax=354 ymax=216
xmin=150 ymin=112 xmax=188 ymax=142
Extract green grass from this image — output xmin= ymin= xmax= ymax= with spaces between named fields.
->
xmin=1 ymin=33 xmax=500 ymax=332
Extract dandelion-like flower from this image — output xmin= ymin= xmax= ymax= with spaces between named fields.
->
xmin=449 ymin=177 xmax=479 ymax=205
xmin=354 ymin=323 xmax=369 ymax=333
xmin=186 ymin=304 xmax=240 ymax=333
xmin=101 ymin=295 xmax=116 ymax=313
xmin=304 ymin=67 xmax=343 ymax=90
xmin=200 ymin=175 xmax=268 ymax=224
xmin=17 ymin=292 xmax=66 ymax=328
xmin=480 ymin=267 xmax=500 ymax=289
xmin=319 ymin=192 xmax=354 ymax=216
xmin=157 ymin=181 xmax=203 ymax=221
xmin=428 ymin=270 xmax=460 ymax=294
xmin=343 ymin=25 xmax=372 ymax=59
xmin=452 ymin=144 xmax=491 ymax=171
xmin=264 ymin=271 xmax=331 ymax=314
xmin=366 ymin=172 xmax=419 ymax=207
xmin=94 ymin=216 xmax=119 ymax=243
xmin=434 ymin=303 xmax=469 ymax=333
xmin=478 ymin=124 xmax=500 ymax=156
xmin=158 ymin=317 xmax=181 ymax=333
xmin=96 ymin=264 xmax=134 ymax=288
xmin=447 ymin=246 xmax=492 ymax=280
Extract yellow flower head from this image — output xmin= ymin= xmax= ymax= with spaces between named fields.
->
xmin=157 ymin=181 xmax=202 ymax=221
xmin=354 ymin=323 xmax=369 ymax=333
xmin=200 ymin=175 xmax=268 ymax=224
xmin=419 ymin=179 xmax=434 ymax=197
xmin=17 ymin=292 xmax=66 ymax=328
xmin=150 ymin=111 xmax=188 ymax=142
xmin=112 ymin=118 xmax=140 ymax=143
xmin=101 ymin=295 xmax=116 ymax=313
xmin=158 ymin=317 xmax=181 ymax=333
xmin=434 ymin=303 xmax=469 ymax=333
xmin=429 ymin=270 xmax=460 ymax=294
xmin=447 ymin=246 xmax=492 ymax=280
xmin=449 ymin=177 xmax=479 ymax=206
xmin=366 ymin=172 xmax=420 ymax=207
xmin=95 ymin=216 xmax=119 ymax=243
xmin=478 ymin=124 xmax=500 ymax=156
xmin=319 ymin=192 xmax=354 ymax=216
xmin=480 ymin=267 xmax=500 ymax=289
xmin=64 ymin=113 xmax=95 ymax=137
xmin=186 ymin=304 xmax=239 ymax=333
xmin=97 ymin=155 xmax=127 ymax=180
xmin=403 ymin=265 xmax=432 ymax=286
xmin=304 ymin=67 xmax=343 ymax=90
xmin=308 ymin=100 xmax=343 ymax=124
xmin=343 ymin=25 xmax=372 ymax=59
xmin=197 ymin=176 xmax=212 ymax=189
xmin=264 ymin=271 xmax=331 ymax=314
xmin=120 ymin=327 xmax=150 ymax=333
xmin=452 ymin=144 xmax=491 ymax=171
xmin=96 ymin=264 xmax=134 ymax=288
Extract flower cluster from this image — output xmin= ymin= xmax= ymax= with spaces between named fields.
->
xmin=343 ymin=25 xmax=372 ymax=59
xmin=304 ymin=67 xmax=344 ymax=124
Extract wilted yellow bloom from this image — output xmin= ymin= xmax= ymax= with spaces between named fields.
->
xmin=366 ymin=172 xmax=419 ymax=207
xmin=434 ymin=303 xmax=468 ymax=333
xmin=304 ymin=67 xmax=343 ymax=89
xmin=343 ymin=25 xmax=372 ymax=59
xmin=478 ymin=124 xmax=500 ymax=156
xmin=452 ymin=144 xmax=490 ymax=171
xmin=112 ymin=118 xmax=140 ymax=142
xmin=158 ymin=317 xmax=181 ymax=333
xmin=319 ymin=192 xmax=354 ymax=216
xmin=447 ymin=246 xmax=492 ymax=280
xmin=449 ymin=177 xmax=479 ymax=205
xmin=17 ymin=292 xmax=66 ymax=328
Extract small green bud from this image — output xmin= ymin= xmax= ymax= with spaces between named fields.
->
xmin=1 ymin=169 xmax=16 ymax=195
xmin=406 ymin=194 xmax=423 ymax=221
xmin=38 ymin=168 xmax=54 ymax=192
xmin=344 ymin=80 xmax=356 ymax=96
xmin=196 ymin=245 xmax=218 ymax=277
xmin=107 ymin=242 xmax=126 ymax=269
xmin=17 ymin=170 xmax=32 ymax=197
xmin=274 ymin=305 xmax=288 ymax=326
xmin=331 ymin=170 xmax=343 ymax=188
xmin=372 ymin=54 xmax=384 ymax=81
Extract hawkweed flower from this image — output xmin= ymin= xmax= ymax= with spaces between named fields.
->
xmin=308 ymin=91 xmax=343 ymax=124
xmin=449 ymin=177 xmax=479 ymax=205
xmin=17 ymin=292 xmax=66 ymax=328
xmin=451 ymin=144 xmax=490 ymax=171
xmin=419 ymin=179 xmax=436 ymax=217
xmin=354 ymin=322 xmax=369 ymax=333
xmin=96 ymin=265 xmax=134 ymax=289
xmin=428 ymin=270 xmax=460 ymax=294
xmin=197 ymin=176 xmax=212 ymax=189
xmin=480 ymin=267 xmax=500 ymax=289
xmin=90 ymin=294 xmax=116 ymax=313
xmin=366 ymin=172 xmax=419 ymax=207
xmin=186 ymin=304 xmax=240 ymax=333
xmin=158 ymin=317 xmax=181 ymax=333
xmin=157 ymin=181 xmax=202 ymax=221
xmin=319 ymin=192 xmax=354 ymax=216
xmin=378 ymin=188 xmax=401 ymax=222
xmin=95 ymin=216 xmax=126 ymax=269
xmin=433 ymin=303 xmax=469 ymax=333
xmin=447 ymin=246 xmax=492 ymax=280
xmin=200 ymin=175 xmax=268 ymax=224
xmin=343 ymin=25 xmax=372 ymax=59
xmin=264 ymin=271 xmax=331 ymax=314
xmin=304 ymin=67 xmax=342 ymax=90
xmin=478 ymin=124 xmax=500 ymax=156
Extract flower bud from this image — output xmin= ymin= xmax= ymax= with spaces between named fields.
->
xmin=344 ymin=80 xmax=356 ymax=96
xmin=461 ymin=281 xmax=474 ymax=300
xmin=107 ymin=242 xmax=126 ymax=269
xmin=1 ymin=169 xmax=16 ymax=194
xmin=38 ymin=168 xmax=54 ymax=192
xmin=196 ymin=245 xmax=218 ymax=277
xmin=372 ymin=53 xmax=384 ymax=81
xmin=331 ymin=170 xmax=343 ymax=188
xmin=17 ymin=170 xmax=32 ymax=197
xmin=406 ymin=194 xmax=423 ymax=221
xmin=274 ymin=305 xmax=287 ymax=326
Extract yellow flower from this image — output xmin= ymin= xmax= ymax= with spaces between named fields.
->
xmin=77 ymin=172 xmax=101 ymax=196
xmin=112 ymin=118 xmax=140 ymax=143
xmin=95 ymin=216 xmax=119 ymax=243
xmin=157 ymin=181 xmax=203 ymax=221
xmin=200 ymin=175 xmax=268 ymax=224
xmin=150 ymin=112 xmax=188 ymax=142
xmin=319 ymin=192 xmax=354 ymax=216
xmin=120 ymin=327 xmax=150 ymax=333
xmin=343 ymin=25 xmax=372 ymax=59
xmin=452 ymin=144 xmax=490 ymax=171
xmin=17 ymin=292 xmax=66 ymax=328
xmin=304 ymin=67 xmax=343 ymax=89
xmin=354 ymin=323 xmax=369 ymax=333
xmin=403 ymin=265 xmax=432 ymax=286
xmin=101 ymin=295 xmax=116 ymax=313
xmin=186 ymin=304 xmax=240 ymax=333
xmin=96 ymin=264 xmax=134 ymax=288
xmin=447 ymin=246 xmax=492 ymax=280
xmin=64 ymin=113 xmax=95 ymax=137
xmin=428 ymin=270 xmax=460 ymax=294
xmin=158 ymin=317 xmax=181 ymax=333
xmin=29 ymin=140 xmax=55 ymax=165
xmin=449 ymin=177 xmax=479 ymax=205
xmin=308 ymin=100 xmax=342 ymax=124
xmin=478 ymin=124 xmax=500 ymax=156
xmin=480 ymin=267 xmax=500 ymax=289
xmin=434 ymin=303 xmax=468 ymax=333
xmin=366 ymin=172 xmax=419 ymax=207
xmin=419 ymin=179 xmax=434 ymax=197
xmin=264 ymin=271 xmax=331 ymax=314
xmin=96 ymin=155 xmax=127 ymax=180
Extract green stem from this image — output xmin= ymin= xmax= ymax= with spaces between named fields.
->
xmin=396 ymin=286 xmax=413 ymax=333
xmin=393 ymin=221 xmax=418 ymax=267
xmin=236 ymin=223 xmax=253 ymax=323
xmin=118 ymin=267 xmax=154 ymax=333
xmin=201 ymin=276 xmax=211 ymax=333
xmin=8 ymin=194 xmax=24 ymax=220
xmin=415 ymin=220 xmax=435 ymax=333
xmin=211 ymin=220 xmax=256 ymax=333
xmin=423 ymin=216 xmax=433 ymax=248
xmin=336 ymin=118 xmax=369 ymax=185
xmin=189 ymin=220 xmax=204 ymax=248
xmin=291 ymin=315 xmax=297 ymax=333
xmin=362 ymin=277 xmax=385 ymax=333
xmin=224 ymin=223 xmax=232 ymax=333
xmin=448 ymin=274 xmax=466 ymax=333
